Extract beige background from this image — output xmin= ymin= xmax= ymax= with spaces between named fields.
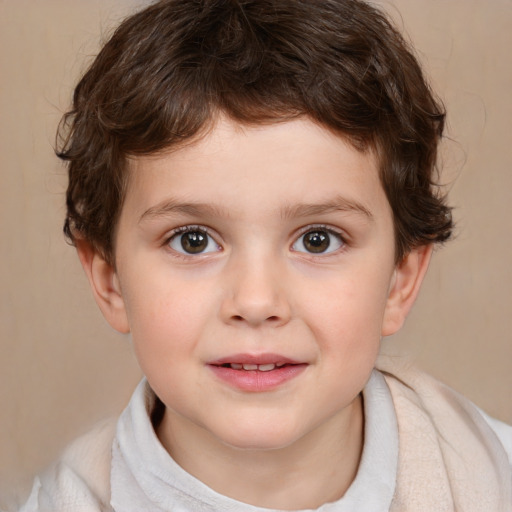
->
xmin=1 ymin=0 xmax=511 ymax=505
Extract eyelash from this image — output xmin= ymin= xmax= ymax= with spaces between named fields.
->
xmin=165 ymin=225 xmax=221 ymax=258
xmin=163 ymin=224 xmax=348 ymax=258
xmin=291 ymin=225 xmax=347 ymax=257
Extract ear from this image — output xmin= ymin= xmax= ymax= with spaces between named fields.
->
xmin=381 ymin=244 xmax=432 ymax=337
xmin=75 ymin=239 xmax=130 ymax=334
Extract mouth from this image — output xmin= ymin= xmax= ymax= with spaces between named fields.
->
xmin=207 ymin=354 xmax=307 ymax=392
xmin=216 ymin=362 xmax=289 ymax=372
xmin=209 ymin=353 xmax=303 ymax=370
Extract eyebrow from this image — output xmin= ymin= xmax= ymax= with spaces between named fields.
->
xmin=139 ymin=200 xmax=228 ymax=223
xmin=280 ymin=196 xmax=373 ymax=221
xmin=139 ymin=195 xmax=373 ymax=223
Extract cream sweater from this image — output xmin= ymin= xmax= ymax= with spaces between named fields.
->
xmin=19 ymin=357 xmax=512 ymax=511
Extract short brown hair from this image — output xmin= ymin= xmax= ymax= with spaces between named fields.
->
xmin=59 ymin=0 xmax=452 ymax=264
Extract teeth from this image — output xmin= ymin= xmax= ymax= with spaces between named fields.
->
xmin=229 ymin=363 xmax=280 ymax=371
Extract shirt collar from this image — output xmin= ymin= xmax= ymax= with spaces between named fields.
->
xmin=110 ymin=370 xmax=397 ymax=512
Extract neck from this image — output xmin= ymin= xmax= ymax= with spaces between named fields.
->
xmin=156 ymin=395 xmax=364 ymax=510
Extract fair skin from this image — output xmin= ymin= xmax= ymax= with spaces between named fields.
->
xmin=78 ymin=116 xmax=431 ymax=510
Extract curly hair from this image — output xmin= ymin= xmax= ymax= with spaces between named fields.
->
xmin=58 ymin=0 xmax=452 ymax=264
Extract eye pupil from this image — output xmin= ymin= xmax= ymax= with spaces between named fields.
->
xmin=304 ymin=231 xmax=330 ymax=253
xmin=181 ymin=231 xmax=208 ymax=253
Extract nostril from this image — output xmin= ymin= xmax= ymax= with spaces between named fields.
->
xmin=230 ymin=314 xmax=282 ymax=324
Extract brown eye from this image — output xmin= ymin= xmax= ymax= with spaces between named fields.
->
xmin=292 ymin=228 xmax=344 ymax=254
xmin=181 ymin=231 xmax=207 ymax=253
xmin=169 ymin=228 xmax=220 ymax=255
xmin=303 ymin=230 xmax=330 ymax=253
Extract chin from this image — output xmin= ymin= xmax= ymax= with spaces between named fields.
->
xmin=213 ymin=419 xmax=305 ymax=453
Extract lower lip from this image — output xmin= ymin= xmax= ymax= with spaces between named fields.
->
xmin=208 ymin=364 xmax=307 ymax=392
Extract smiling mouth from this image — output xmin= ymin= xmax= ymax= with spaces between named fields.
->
xmin=208 ymin=358 xmax=307 ymax=391
xmin=208 ymin=354 xmax=307 ymax=391
xmin=218 ymin=362 xmax=289 ymax=372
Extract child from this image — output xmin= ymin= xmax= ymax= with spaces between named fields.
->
xmin=19 ymin=0 xmax=512 ymax=510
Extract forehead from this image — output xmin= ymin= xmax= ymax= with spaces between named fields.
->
xmin=123 ymin=117 xmax=389 ymax=222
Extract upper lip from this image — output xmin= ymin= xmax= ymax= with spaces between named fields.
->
xmin=208 ymin=353 xmax=303 ymax=366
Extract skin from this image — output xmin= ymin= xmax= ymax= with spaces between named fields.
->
xmin=78 ymin=116 xmax=431 ymax=510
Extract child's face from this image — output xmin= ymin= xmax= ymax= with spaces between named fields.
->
xmin=83 ymin=117 xmax=428 ymax=453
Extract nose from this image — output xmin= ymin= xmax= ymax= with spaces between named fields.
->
xmin=219 ymin=255 xmax=292 ymax=328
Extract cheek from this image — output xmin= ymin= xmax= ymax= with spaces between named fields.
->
xmin=300 ymin=268 xmax=392 ymax=351
xmin=122 ymin=275 xmax=214 ymax=372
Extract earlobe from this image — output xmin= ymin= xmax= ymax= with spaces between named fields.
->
xmin=76 ymin=239 xmax=130 ymax=334
xmin=381 ymin=244 xmax=432 ymax=337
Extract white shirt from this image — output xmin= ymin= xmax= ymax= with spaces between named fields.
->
xmin=19 ymin=369 xmax=512 ymax=511
xmin=110 ymin=371 xmax=398 ymax=511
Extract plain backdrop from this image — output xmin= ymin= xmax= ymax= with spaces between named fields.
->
xmin=1 ymin=0 xmax=511 ymax=504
